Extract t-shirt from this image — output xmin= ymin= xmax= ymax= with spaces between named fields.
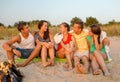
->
xmin=86 ymin=35 xmax=105 ymax=53
xmin=71 ymin=30 xmax=89 ymax=52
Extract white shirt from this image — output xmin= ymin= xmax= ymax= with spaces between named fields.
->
xmin=19 ymin=33 xmax=35 ymax=49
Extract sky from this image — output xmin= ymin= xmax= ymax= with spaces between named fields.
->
xmin=0 ymin=0 xmax=120 ymax=26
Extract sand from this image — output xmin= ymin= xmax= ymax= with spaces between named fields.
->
xmin=0 ymin=37 xmax=120 ymax=82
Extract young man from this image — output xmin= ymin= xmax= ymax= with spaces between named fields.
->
xmin=2 ymin=22 xmax=41 ymax=64
xmin=71 ymin=21 xmax=90 ymax=74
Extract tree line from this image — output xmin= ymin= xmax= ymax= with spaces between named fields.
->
xmin=0 ymin=16 xmax=120 ymax=28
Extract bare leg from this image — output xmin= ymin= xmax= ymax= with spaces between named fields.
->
xmin=90 ymin=54 xmax=101 ymax=75
xmin=69 ymin=41 xmax=74 ymax=60
xmin=63 ymin=52 xmax=73 ymax=69
xmin=94 ymin=51 xmax=110 ymax=76
xmin=57 ymin=48 xmax=65 ymax=58
xmin=65 ymin=51 xmax=72 ymax=70
xmin=82 ymin=56 xmax=89 ymax=71
xmin=6 ymin=51 xmax=15 ymax=63
xmin=100 ymin=52 xmax=107 ymax=60
xmin=2 ymin=44 xmax=21 ymax=64
xmin=74 ymin=56 xmax=81 ymax=73
xmin=16 ymin=45 xmax=41 ymax=67
xmin=41 ymin=46 xmax=50 ymax=67
xmin=6 ymin=48 xmax=21 ymax=63
xmin=48 ymin=46 xmax=55 ymax=66
xmin=57 ymin=48 xmax=69 ymax=68
xmin=78 ymin=56 xmax=89 ymax=74
xmin=12 ymin=49 xmax=21 ymax=57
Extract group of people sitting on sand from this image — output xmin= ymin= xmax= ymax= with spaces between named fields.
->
xmin=2 ymin=20 xmax=112 ymax=76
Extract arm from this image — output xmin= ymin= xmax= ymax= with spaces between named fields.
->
xmin=2 ymin=35 xmax=21 ymax=51
xmin=101 ymin=31 xmax=110 ymax=46
xmin=60 ymin=41 xmax=70 ymax=51
xmin=60 ymin=36 xmax=75 ymax=52
xmin=86 ymin=37 xmax=90 ymax=59
xmin=71 ymin=36 xmax=77 ymax=52
xmin=36 ymin=38 xmax=48 ymax=47
xmin=103 ymin=38 xmax=110 ymax=46
xmin=30 ymin=30 xmax=39 ymax=36
xmin=49 ymin=29 xmax=54 ymax=45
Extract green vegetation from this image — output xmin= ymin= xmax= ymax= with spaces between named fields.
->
xmin=85 ymin=16 xmax=99 ymax=26
xmin=0 ymin=27 xmax=18 ymax=39
xmin=15 ymin=57 xmax=67 ymax=63
xmin=0 ymin=18 xmax=120 ymax=40
xmin=0 ymin=23 xmax=4 ymax=27
xmin=101 ymin=24 xmax=120 ymax=36
xmin=70 ymin=17 xmax=82 ymax=26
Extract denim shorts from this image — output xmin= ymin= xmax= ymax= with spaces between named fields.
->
xmin=16 ymin=48 xmax=33 ymax=58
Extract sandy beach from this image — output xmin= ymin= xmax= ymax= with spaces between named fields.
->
xmin=0 ymin=37 xmax=120 ymax=82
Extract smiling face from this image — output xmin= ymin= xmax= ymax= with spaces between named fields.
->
xmin=41 ymin=22 xmax=48 ymax=32
xmin=21 ymin=24 xmax=30 ymax=34
xmin=88 ymin=27 xmax=94 ymax=36
xmin=73 ymin=24 xmax=82 ymax=34
xmin=59 ymin=24 xmax=67 ymax=34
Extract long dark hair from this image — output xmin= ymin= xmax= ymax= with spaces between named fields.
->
xmin=90 ymin=24 xmax=101 ymax=44
xmin=38 ymin=20 xmax=49 ymax=40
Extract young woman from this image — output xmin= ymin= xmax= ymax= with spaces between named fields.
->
xmin=56 ymin=22 xmax=76 ymax=70
xmin=87 ymin=24 xmax=110 ymax=76
xmin=35 ymin=20 xmax=55 ymax=67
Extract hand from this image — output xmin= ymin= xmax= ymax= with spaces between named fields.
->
xmin=48 ymin=42 xmax=54 ymax=48
xmin=67 ymin=48 xmax=73 ymax=53
xmin=103 ymin=38 xmax=110 ymax=46
xmin=44 ymin=43 xmax=50 ymax=48
xmin=93 ymin=34 xmax=99 ymax=39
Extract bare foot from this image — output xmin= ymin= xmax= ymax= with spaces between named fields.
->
xmin=93 ymin=69 xmax=101 ymax=75
xmin=42 ymin=62 xmax=51 ymax=67
xmin=48 ymin=59 xmax=54 ymax=66
xmin=77 ymin=64 xmax=88 ymax=74
xmin=68 ymin=66 xmax=73 ymax=71
xmin=104 ymin=71 xmax=111 ymax=76
xmin=63 ymin=63 xmax=73 ymax=71
xmin=75 ymin=64 xmax=81 ymax=74
xmin=16 ymin=63 xmax=27 ymax=67
xmin=63 ymin=63 xmax=69 ymax=68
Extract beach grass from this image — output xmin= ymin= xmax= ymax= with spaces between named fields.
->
xmin=0 ymin=24 xmax=120 ymax=40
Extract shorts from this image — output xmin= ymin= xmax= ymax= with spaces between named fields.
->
xmin=74 ymin=51 xmax=89 ymax=59
xmin=16 ymin=48 xmax=33 ymax=58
